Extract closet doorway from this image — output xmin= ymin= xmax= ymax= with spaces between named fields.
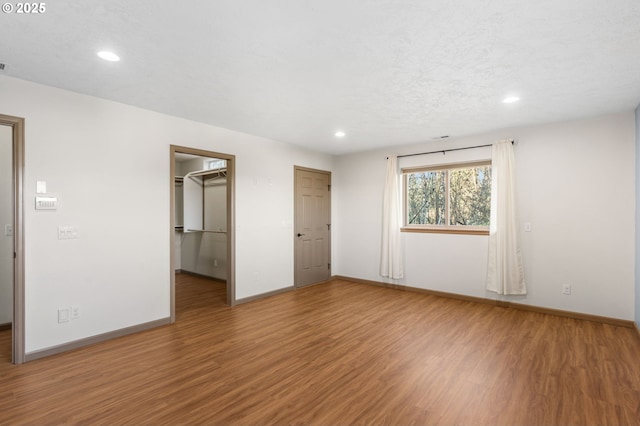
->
xmin=0 ymin=114 xmax=24 ymax=364
xmin=170 ymin=146 xmax=235 ymax=321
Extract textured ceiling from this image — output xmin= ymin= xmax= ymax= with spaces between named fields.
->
xmin=1 ymin=0 xmax=639 ymax=154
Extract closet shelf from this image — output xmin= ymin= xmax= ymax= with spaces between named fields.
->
xmin=186 ymin=229 xmax=227 ymax=234
xmin=185 ymin=168 xmax=227 ymax=180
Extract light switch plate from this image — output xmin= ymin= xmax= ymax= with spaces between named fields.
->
xmin=4 ymin=224 xmax=12 ymax=236
xmin=35 ymin=196 xmax=57 ymax=210
xmin=36 ymin=180 xmax=47 ymax=194
xmin=58 ymin=307 xmax=70 ymax=323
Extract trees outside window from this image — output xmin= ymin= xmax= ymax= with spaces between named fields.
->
xmin=404 ymin=161 xmax=491 ymax=234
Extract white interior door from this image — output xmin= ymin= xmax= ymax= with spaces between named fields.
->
xmin=295 ymin=168 xmax=331 ymax=287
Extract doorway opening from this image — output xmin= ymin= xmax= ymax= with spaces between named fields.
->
xmin=170 ymin=145 xmax=235 ymax=321
xmin=0 ymin=114 xmax=25 ymax=364
xmin=294 ymin=166 xmax=331 ymax=287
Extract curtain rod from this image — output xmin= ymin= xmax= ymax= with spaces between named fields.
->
xmin=388 ymin=140 xmax=514 ymax=159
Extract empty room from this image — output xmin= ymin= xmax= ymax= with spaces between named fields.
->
xmin=1 ymin=1 xmax=640 ymax=425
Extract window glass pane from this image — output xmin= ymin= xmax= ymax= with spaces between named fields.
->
xmin=449 ymin=166 xmax=491 ymax=226
xmin=206 ymin=159 xmax=226 ymax=170
xmin=406 ymin=171 xmax=446 ymax=225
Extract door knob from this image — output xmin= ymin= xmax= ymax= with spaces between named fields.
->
xmin=297 ymin=233 xmax=305 ymax=237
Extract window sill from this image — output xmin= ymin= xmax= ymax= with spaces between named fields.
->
xmin=401 ymin=227 xmax=489 ymax=236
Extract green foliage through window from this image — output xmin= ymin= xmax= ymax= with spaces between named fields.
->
xmin=405 ymin=162 xmax=491 ymax=228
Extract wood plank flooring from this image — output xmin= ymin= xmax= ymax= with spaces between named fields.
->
xmin=1 ymin=274 xmax=639 ymax=425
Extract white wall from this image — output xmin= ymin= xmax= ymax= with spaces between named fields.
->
xmin=0 ymin=125 xmax=12 ymax=324
xmin=334 ymin=112 xmax=636 ymax=320
xmin=0 ymin=76 xmax=333 ymax=353
xmin=635 ymin=104 xmax=640 ymax=328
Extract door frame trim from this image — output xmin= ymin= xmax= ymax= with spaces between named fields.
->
xmin=293 ymin=166 xmax=332 ymax=288
xmin=0 ymin=114 xmax=25 ymax=364
xmin=170 ymin=145 xmax=236 ymax=320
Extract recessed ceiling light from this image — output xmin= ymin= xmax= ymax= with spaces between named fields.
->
xmin=503 ymin=96 xmax=520 ymax=103
xmin=97 ymin=51 xmax=120 ymax=62
xmin=335 ymin=131 xmax=346 ymax=138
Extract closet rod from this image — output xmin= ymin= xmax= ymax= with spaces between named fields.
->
xmin=388 ymin=140 xmax=514 ymax=159
xmin=186 ymin=168 xmax=227 ymax=178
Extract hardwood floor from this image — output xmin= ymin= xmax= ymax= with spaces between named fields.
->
xmin=1 ymin=274 xmax=639 ymax=425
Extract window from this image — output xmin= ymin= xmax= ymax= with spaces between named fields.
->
xmin=402 ymin=160 xmax=491 ymax=235
xmin=206 ymin=159 xmax=227 ymax=170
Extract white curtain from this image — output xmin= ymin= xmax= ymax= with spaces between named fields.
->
xmin=486 ymin=140 xmax=526 ymax=295
xmin=381 ymin=155 xmax=404 ymax=279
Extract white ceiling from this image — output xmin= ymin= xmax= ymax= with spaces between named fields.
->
xmin=1 ymin=0 xmax=639 ymax=155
